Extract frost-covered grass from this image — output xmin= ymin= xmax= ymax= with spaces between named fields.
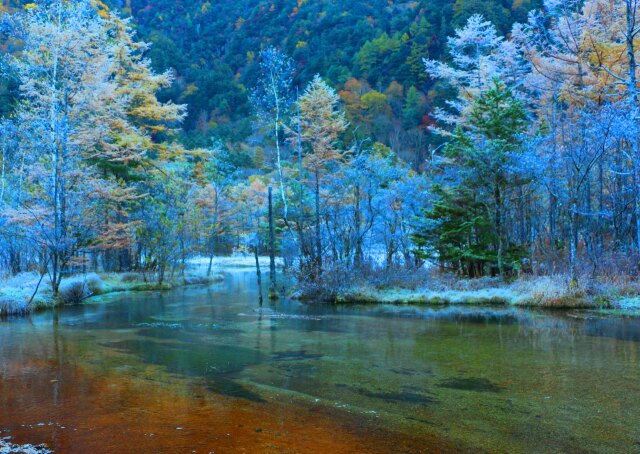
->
xmin=0 ymin=264 xmax=226 ymax=317
xmin=508 ymin=275 xmax=594 ymax=308
xmin=0 ymin=272 xmax=55 ymax=316
xmin=99 ymin=265 xmax=225 ymax=294
xmin=0 ymin=437 xmax=52 ymax=454
xmin=331 ymin=274 xmax=632 ymax=309
xmin=337 ymin=286 xmax=518 ymax=306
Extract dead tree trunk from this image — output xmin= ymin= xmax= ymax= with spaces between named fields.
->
xmin=255 ymin=244 xmax=263 ymax=306
xmin=268 ymin=186 xmax=277 ymax=299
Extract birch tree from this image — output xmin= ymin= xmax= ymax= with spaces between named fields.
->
xmin=252 ymin=47 xmax=294 ymax=220
xmin=4 ymin=0 xmax=118 ymax=292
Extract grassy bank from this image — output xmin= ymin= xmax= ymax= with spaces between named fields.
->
xmin=0 ymin=265 xmax=226 ymax=317
xmin=299 ymin=272 xmax=640 ymax=310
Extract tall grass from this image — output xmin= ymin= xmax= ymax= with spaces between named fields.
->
xmin=303 ymin=267 xmax=625 ymax=308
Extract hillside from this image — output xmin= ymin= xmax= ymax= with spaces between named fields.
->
xmin=1 ymin=0 xmax=541 ymax=163
xmin=103 ymin=0 xmax=541 ymax=157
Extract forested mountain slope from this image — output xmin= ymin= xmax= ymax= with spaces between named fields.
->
xmin=109 ymin=0 xmax=539 ymax=150
xmin=2 ymin=0 xmax=540 ymax=157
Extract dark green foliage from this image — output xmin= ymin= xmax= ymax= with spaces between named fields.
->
xmin=96 ymin=0 xmax=538 ymax=146
xmin=0 ymin=71 xmax=18 ymax=119
xmin=402 ymin=86 xmax=426 ymax=129
xmin=0 ymin=0 xmax=540 ymax=161
xmin=452 ymin=0 xmax=540 ymax=32
xmin=413 ymin=182 xmax=500 ymax=277
xmin=413 ymin=81 xmax=529 ymax=277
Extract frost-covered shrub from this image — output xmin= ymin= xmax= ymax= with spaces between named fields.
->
xmin=454 ymin=276 xmax=503 ymax=291
xmin=3 ymin=272 xmax=41 ymax=289
xmin=121 ymin=272 xmax=140 ymax=283
xmin=84 ymin=273 xmax=105 ymax=295
xmin=59 ymin=279 xmax=89 ymax=304
xmin=59 ymin=274 xmax=104 ymax=304
xmin=368 ymin=266 xmax=431 ymax=290
xmin=183 ymin=275 xmax=210 ymax=285
xmin=0 ymin=272 xmax=56 ymax=315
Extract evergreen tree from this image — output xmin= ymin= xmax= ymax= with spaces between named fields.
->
xmin=415 ymin=80 xmax=528 ymax=276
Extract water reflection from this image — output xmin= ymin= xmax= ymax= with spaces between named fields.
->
xmin=1 ymin=271 xmax=640 ymax=453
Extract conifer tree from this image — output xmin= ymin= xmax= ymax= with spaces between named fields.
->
xmin=294 ymin=75 xmax=348 ymax=278
xmin=416 ymin=80 xmax=527 ymax=276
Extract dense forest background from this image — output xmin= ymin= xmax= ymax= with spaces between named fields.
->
xmin=3 ymin=0 xmax=640 ymax=308
xmin=1 ymin=0 xmax=541 ymax=165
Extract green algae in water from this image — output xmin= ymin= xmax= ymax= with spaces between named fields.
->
xmin=205 ymin=377 xmax=266 ymax=402
xmin=105 ymin=338 xmax=263 ymax=374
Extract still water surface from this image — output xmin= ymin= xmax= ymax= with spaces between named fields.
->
xmin=1 ymin=270 xmax=640 ymax=453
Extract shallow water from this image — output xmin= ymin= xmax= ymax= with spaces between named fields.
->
xmin=1 ymin=271 xmax=640 ymax=453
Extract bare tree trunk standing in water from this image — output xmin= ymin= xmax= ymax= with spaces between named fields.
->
xmin=268 ymin=186 xmax=277 ymax=299
xmin=254 ymin=243 xmax=263 ymax=306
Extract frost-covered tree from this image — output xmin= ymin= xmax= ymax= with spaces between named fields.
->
xmin=424 ymin=14 xmax=529 ymax=129
xmin=1 ymin=0 xmax=186 ymax=289
xmin=3 ymin=0 xmax=120 ymax=292
xmin=294 ymin=75 xmax=348 ymax=278
xmin=416 ymin=81 xmax=528 ymax=276
xmin=251 ymin=47 xmax=294 ymax=220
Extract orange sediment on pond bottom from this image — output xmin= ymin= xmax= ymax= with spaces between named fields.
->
xmin=0 ymin=358 xmax=460 ymax=453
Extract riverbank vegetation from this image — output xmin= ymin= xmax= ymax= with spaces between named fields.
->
xmin=293 ymin=265 xmax=640 ymax=309
xmin=3 ymin=1 xmax=640 ymax=315
xmin=0 ymin=267 xmax=224 ymax=317
xmin=335 ymin=275 xmax=640 ymax=309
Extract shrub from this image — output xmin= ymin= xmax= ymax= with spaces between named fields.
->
xmin=59 ymin=279 xmax=89 ymax=305
xmin=184 ymin=275 xmax=213 ymax=285
xmin=0 ymin=295 xmax=29 ymax=316
xmin=368 ymin=266 xmax=430 ymax=290
xmin=85 ymin=273 xmax=105 ymax=295
xmin=3 ymin=272 xmax=41 ymax=289
xmin=121 ymin=272 xmax=141 ymax=283
xmin=58 ymin=274 xmax=104 ymax=304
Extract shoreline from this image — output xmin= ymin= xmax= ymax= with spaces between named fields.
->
xmin=0 ymin=271 xmax=225 ymax=318
xmin=5 ymin=263 xmax=640 ymax=318
xmin=298 ymin=275 xmax=640 ymax=313
xmin=0 ymin=258 xmax=262 ymax=318
xmin=2 ymin=266 xmax=639 ymax=453
xmin=0 ymin=256 xmax=283 ymax=318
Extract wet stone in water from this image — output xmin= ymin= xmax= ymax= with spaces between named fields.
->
xmin=437 ymin=377 xmax=503 ymax=393
xmin=357 ymin=388 xmax=436 ymax=405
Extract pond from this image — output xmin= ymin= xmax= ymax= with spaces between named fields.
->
xmin=1 ymin=270 xmax=639 ymax=453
